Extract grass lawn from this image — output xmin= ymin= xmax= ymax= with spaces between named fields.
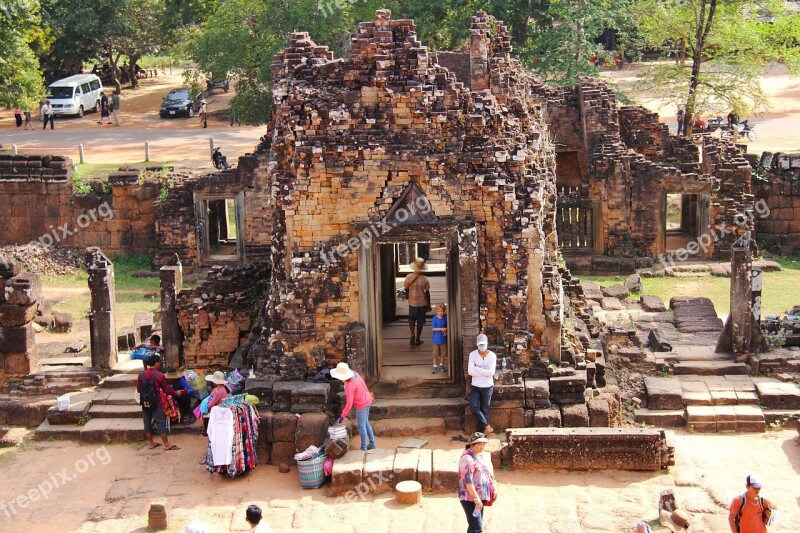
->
xmin=581 ymin=256 xmax=800 ymax=317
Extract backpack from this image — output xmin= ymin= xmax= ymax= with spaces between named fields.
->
xmin=140 ymin=371 xmax=159 ymax=410
xmin=734 ymin=494 xmax=774 ymax=531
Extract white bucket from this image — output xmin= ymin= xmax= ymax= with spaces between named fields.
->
xmin=56 ymin=395 xmax=70 ymax=411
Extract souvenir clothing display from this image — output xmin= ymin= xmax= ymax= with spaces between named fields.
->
xmin=202 ymin=394 xmax=260 ymax=477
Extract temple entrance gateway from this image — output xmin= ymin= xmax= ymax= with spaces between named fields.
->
xmin=193 ymin=193 xmax=245 ymax=264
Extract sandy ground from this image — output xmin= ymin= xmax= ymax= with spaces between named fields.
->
xmin=0 ymin=430 xmax=797 ymax=532
xmin=600 ymin=62 xmax=800 ymax=155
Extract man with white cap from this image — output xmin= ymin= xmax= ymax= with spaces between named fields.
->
xmin=728 ymin=474 xmax=776 ymax=533
xmin=468 ymin=333 xmax=497 ymax=435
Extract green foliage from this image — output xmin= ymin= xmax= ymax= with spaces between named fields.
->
xmin=0 ymin=0 xmax=46 ymax=108
xmin=72 ymin=167 xmax=93 ymax=194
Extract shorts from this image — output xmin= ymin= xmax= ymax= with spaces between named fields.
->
xmin=142 ymin=405 xmax=168 ymax=435
xmin=432 ymin=343 xmax=446 ymax=358
xmin=408 ymin=305 xmax=427 ymax=325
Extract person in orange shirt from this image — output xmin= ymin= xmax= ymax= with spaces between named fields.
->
xmin=728 ymin=474 xmax=776 ymax=533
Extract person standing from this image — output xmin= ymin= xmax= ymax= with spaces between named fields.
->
xmin=728 ymin=474 xmax=776 ymax=533
xmin=245 ymin=505 xmax=273 ymax=533
xmin=111 ymin=89 xmax=121 ymax=126
xmin=137 ymin=354 xmax=184 ymax=450
xmin=23 ymin=108 xmax=34 ymax=130
xmin=98 ymin=91 xmax=111 ymax=124
xmin=199 ymin=99 xmax=208 ymax=128
xmin=13 ymin=108 xmax=23 ymax=130
xmin=228 ymin=111 xmax=241 ymax=127
xmin=431 ymin=303 xmax=447 ymax=374
xmin=468 ymin=334 xmax=496 ymax=435
xmin=331 ymin=362 xmax=375 ymax=451
xmin=676 ymin=107 xmax=685 ymax=136
xmin=458 ymin=431 xmax=496 ymax=533
xmin=404 ymin=257 xmax=431 ymax=346
xmin=41 ymin=100 xmax=54 ymax=130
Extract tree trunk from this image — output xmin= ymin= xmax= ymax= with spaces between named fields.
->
xmin=683 ymin=0 xmax=718 ymax=139
xmin=129 ymin=53 xmax=142 ymax=89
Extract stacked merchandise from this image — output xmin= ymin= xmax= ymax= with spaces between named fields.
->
xmin=203 ymin=394 xmax=260 ymax=477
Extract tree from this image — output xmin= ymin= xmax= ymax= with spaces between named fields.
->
xmin=632 ymin=0 xmax=800 ymax=138
xmin=0 ymin=0 xmax=47 ymax=108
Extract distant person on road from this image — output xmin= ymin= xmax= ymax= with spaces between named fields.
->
xmin=23 ymin=108 xmax=34 ymax=130
xmin=111 ymin=89 xmax=121 ymax=126
xmin=199 ymin=99 xmax=208 ymax=128
xmin=229 ymin=111 xmax=241 ymax=127
xmin=41 ymin=100 xmax=54 ymax=130
xmin=676 ymin=107 xmax=685 ymax=136
xmin=98 ymin=91 xmax=112 ymax=124
xmin=14 ymin=107 xmax=23 ymax=130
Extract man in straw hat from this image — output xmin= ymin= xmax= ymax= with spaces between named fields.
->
xmin=728 ymin=474 xmax=776 ymax=533
xmin=403 ymin=257 xmax=431 ymax=347
xmin=331 ymin=362 xmax=376 ymax=451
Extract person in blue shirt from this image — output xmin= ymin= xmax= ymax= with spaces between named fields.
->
xmin=431 ymin=304 xmax=447 ymax=374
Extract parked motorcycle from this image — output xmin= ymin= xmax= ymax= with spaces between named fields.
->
xmin=719 ymin=120 xmax=757 ymax=142
xmin=212 ymin=147 xmax=229 ymax=170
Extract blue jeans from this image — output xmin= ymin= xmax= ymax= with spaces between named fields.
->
xmin=460 ymin=500 xmax=483 ymax=532
xmin=469 ymin=385 xmax=493 ymax=432
xmin=356 ymin=406 xmax=375 ymax=451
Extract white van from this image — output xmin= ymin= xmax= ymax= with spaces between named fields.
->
xmin=46 ymin=74 xmax=104 ymax=117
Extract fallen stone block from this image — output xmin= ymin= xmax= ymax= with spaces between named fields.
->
xmin=601 ymin=297 xmax=624 ymax=310
xmin=640 ymin=295 xmax=666 ymax=312
xmin=430 ymin=449 xmax=461 ymax=494
xmin=147 ymin=498 xmax=169 ymax=530
xmin=755 ymin=381 xmax=800 ymax=409
xmin=645 ymin=377 xmax=683 ymax=410
xmin=507 ymin=427 xmax=674 ymax=471
xmin=533 ymin=408 xmax=562 ymax=427
xmin=561 ymin=403 xmax=589 ymax=427
xmin=53 ymin=311 xmax=73 ymax=333
xmin=331 ymin=450 xmax=365 ymax=497
xmin=602 ymin=284 xmax=629 ymax=300
xmin=392 ymin=448 xmax=422 ymax=486
xmin=588 ymin=399 xmax=610 ymax=427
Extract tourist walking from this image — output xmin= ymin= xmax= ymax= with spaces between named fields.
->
xmin=23 ymin=109 xmax=34 ymax=130
xmin=404 ymin=257 xmax=431 ymax=346
xmin=137 ymin=354 xmax=184 ymax=450
xmin=41 ymin=100 xmax=54 ymax=129
xmin=111 ymin=89 xmax=121 ymax=126
xmin=332 ymin=362 xmax=375 ymax=451
xmin=468 ymin=333 xmax=497 ymax=435
xmin=13 ymin=108 xmax=23 ymax=130
xmin=458 ymin=431 xmax=496 ymax=533
xmin=727 ymin=474 xmax=777 ymax=533
xmin=229 ymin=112 xmax=241 ymax=127
xmin=199 ymin=99 xmax=208 ymax=128
xmin=431 ymin=303 xmax=447 ymax=374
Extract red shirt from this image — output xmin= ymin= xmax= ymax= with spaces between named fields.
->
xmin=137 ymin=369 xmax=179 ymax=405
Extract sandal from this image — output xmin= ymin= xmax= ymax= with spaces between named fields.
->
xmin=451 ymin=435 xmax=468 ymax=442
xmin=165 ymin=445 xmax=181 ymax=451
xmin=148 ymin=442 xmax=162 ymax=449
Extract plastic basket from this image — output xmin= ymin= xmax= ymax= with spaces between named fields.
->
xmin=297 ymin=454 xmax=327 ymax=489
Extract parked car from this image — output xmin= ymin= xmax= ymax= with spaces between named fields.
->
xmin=159 ymin=89 xmax=202 ymax=118
xmin=204 ymin=77 xmax=230 ymax=96
xmin=46 ymin=74 xmax=103 ymax=117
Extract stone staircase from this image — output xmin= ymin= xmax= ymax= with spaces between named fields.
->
xmin=657 ymin=345 xmax=750 ymax=376
xmin=3 ymin=358 xmax=101 ymax=396
xmin=368 ymin=397 xmax=467 ymax=437
xmin=35 ymin=369 xmax=203 ymax=442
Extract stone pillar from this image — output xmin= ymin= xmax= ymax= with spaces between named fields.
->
xmin=86 ymin=248 xmax=117 ymax=369
xmin=160 ymin=264 xmax=183 ymax=369
xmin=470 ymin=23 xmax=489 ymax=91
xmin=0 ymin=264 xmax=40 ymax=376
xmin=729 ymin=245 xmax=753 ymax=355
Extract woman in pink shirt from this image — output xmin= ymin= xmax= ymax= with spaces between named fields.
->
xmin=332 ymin=362 xmax=375 ymax=451
xmin=202 ymin=371 xmax=229 ymax=435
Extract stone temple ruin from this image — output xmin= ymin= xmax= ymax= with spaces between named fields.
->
xmin=2 ymin=11 xmax=800 ymax=473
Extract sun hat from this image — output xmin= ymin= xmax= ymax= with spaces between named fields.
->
xmin=164 ymin=367 xmax=183 ymax=380
xmin=469 ymin=431 xmax=489 ymax=445
xmin=409 ymin=257 xmax=428 ymax=272
xmin=476 ymin=333 xmax=489 ymax=350
xmin=330 ymin=362 xmax=355 ymax=381
xmin=205 ymin=370 xmax=226 ymax=385
xmin=746 ymin=474 xmax=763 ymax=488
xmin=659 ymin=508 xmax=692 ymax=533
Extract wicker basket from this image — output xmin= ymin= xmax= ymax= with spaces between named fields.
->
xmin=297 ymin=454 xmax=327 ymax=489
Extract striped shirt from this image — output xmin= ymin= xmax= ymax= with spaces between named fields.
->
xmin=404 ymin=272 xmax=430 ymax=307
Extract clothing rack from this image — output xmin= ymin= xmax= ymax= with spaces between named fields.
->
xmin=202 ymin=397 xmax=260 ymax=477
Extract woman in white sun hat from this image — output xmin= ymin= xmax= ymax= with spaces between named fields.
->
xmin=331 ymin=362 xmax=375 ymax=451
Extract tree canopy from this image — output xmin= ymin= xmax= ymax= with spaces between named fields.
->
xmin=0 ymin=0 xmax=47 ymax=108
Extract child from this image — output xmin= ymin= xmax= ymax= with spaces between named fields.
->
xmin=431 ymin=303 xmax=447 ymax=374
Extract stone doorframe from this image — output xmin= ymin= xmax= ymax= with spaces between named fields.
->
xmin=355 ymin=220 xmax=479 ymax=387
xmin=658 ymin=189 xmax=711 ymax=257
xmin=192 ymin=192 xmax=246 ymax=264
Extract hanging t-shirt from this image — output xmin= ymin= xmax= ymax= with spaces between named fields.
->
xmin=208 ymin=406 xmax=234 ymax=466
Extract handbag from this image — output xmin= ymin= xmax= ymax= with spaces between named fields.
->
xmin=483 ymin=479 xmax=497 ymax=506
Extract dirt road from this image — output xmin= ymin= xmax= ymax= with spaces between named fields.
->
xmin=0 ymin=70 xmax=265 ymax=169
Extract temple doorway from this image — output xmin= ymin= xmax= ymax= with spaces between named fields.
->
xmin=663 ymin=192 xmax=708 ymax=253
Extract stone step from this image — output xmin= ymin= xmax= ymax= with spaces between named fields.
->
xmin=370 ymin=398 xmax=467 ymax=420
xmin=100 ymin=373 xmax=139 ymax=389
xmin=363 ymin=417 xmax=448 ymax=437
xmin=88 ymin=404 xmax=142 ymax=418
xmin=634 ymin=408 xmax=686 ymax=428
xmin=39 ymin=356 xmax=91 ymax=367
xmin=36 ymin=416 xmax=203 ymax=443
xmin=762 ymin=409 xmax=800 ymax=430
xmin=672 ymin=361 xmax=750 ymax=375
xmin=92 ymin=387 xmax=139 ymax=405
xmin=45 ymin=382 xmax=94 ymax=394
xmin=686 ymin=405 xmax=766 ymax=433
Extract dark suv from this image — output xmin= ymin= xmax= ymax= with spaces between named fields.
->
xmin=159 ymin=89 xmax=202 ymax=118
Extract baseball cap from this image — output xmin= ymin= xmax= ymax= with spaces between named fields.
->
xmin=746 ymin=474 xmax=763 ymax=488
xmin=476 ymin=334 xmax=488 ymax=349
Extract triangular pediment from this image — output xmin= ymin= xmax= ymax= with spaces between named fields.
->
xmin=385 ymin=182 xmax=438 ymax=224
